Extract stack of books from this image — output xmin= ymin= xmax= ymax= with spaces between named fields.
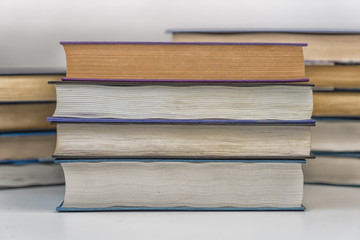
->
xmin=50 ymin=41 xmax=313 ymax=211
xmin=167 ymin=29 xmax=360 ymax=186
xmin=0 ymin=69 xmax=65 ymax=188
xmin=309 ymin=64 xmax=360 ymax=185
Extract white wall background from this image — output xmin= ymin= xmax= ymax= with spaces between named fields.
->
xmin=1 ymin=0 xmax=360 ymax=69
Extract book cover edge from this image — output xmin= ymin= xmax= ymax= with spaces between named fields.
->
xmin=59 ymin=78 xmax=310 ymax=83
xmin=55 ymin=159 xmax=307 ymax=164
xmin=60 ymin=41 xmax=307 ymax=46
xmin=56 ymin=202 xmax=306 ymax=212
xmin=47 ymin=117 xmax=316 ymax=125
xmin=165 ymin=28 xmax=360 ymax=35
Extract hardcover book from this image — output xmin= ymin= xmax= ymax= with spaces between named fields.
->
xmin=56 ymin=159 xmax=306 ymax=211
xmin=0 ymin=68 xmax=64 ymax=102
xmin=61 ymin=41 xmax=307 ymax=81
xmin=49 ymin=118 xmax=314 ymax=159
xmin=311 ymin=118 xmax=360 ymax=154
xmin=0 ymin=69 xmax=62 ymax=131
xmin=0 ymin=131 xmax=56 ymax=162
xmin=0 ymin=159 xmax=64 ymax=188
xmin=304 ymin=155 xmax=360 ymax=186
xmin=313 ymin=90 xmax=360 ymax=117
xmin=0 ymin=102 xmax=56 ymax=131
xmin=51 ymin=81 xmax=313 ymax=121
xmin=167 ymin=29 xmax=360 ymax=62
xmin=305 ymin=63 xmax=360 ymax=88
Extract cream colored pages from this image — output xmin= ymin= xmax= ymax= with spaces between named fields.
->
xmin=312 ymin=120 xmax=360 ymax=151
xmin=54 ymin=84 xmax=313 ymax=120
xmin=0 ymin=164 xmax=64 ymax=188
xmin=173 ymin=33 xmax=360 ymax=62
xmin=62 ymin=161 xmax=303 ymax=208
xmin=55 ymin=124 xmax=311 ymax=157
xmin=304 ymin=157 xmax=360 ymax=185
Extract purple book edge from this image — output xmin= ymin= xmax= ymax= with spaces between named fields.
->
xmin=61 ymin=78 xmax=309 ymax=83
xmin=60 ymin=41 xmax=307 ymax=47
xmin=47 ymin=117 xmax=315 ymax=125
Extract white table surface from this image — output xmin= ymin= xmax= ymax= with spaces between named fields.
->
xmin=0 ymin=184 xmax=359 ymax=240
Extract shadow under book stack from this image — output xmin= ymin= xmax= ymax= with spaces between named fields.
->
xmin=50 ymin=41 xmax=314 ymax=211
xmin=168 ymin=29 xmax=360 ymax=187
xmin=0 ymin=70 xmax=64 ymax=188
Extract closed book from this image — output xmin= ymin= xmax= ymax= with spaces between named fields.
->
xmin=304 ymin=155 xmax=360 ymax=186
xmin=49 ymin=118 xmax=314 ymax=159
xmin=0 ymin=160 xmax=64 ymax=188
xmin=312 ymin=118 xmax=360 ymax=153
xmin=0 ymin=68 xmax=64 ymax=102
xmin=305 ymin=63 xmax=360 ymax=88
xmin=61 ymin=41 xmax=307 ymax=81
xmin=0 ymin=102 xmax=55 ymax=131
xmin=307 ymin=118 xmax=360 ymax=186
xmin=0 ymin=69 xmax=62 ymax=131
xmin=167 ymin=28 xmax=360 ymax=62
xmin=0 ymin=131 xmax=56 ymax=162
xmin=313 ymin=90 xmax=360 ymax=117
xmin=56 ymin=159 xmax=305 ymax=211
xmin=51 ymin=81 xmax=313 ymax=121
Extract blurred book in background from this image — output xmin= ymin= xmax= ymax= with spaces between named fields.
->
xmin=0 ymin=69 xmax=65 ymax=188
xmin=305 ymin=119 xmax=360 ymax=186
xmin=168 ymin=29 xmax=360 ymax=62
xmin=168 ymin=29 xmax=360 ymax=186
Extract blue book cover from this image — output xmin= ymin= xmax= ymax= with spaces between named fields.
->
xmin=57 ymin=203 xmax=306 ymax=212
xmin=312 ymin=151 xmax=360 ymax=158
xmin=0 ymin=100 xmax=56 ymax=104
xmin=55 ymin=159 xmax=306 ymax=164
xmin=0 ymin=130 xmax=56 ymax=137
xmin=0 ymin=159 xmax=55 ymax=165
